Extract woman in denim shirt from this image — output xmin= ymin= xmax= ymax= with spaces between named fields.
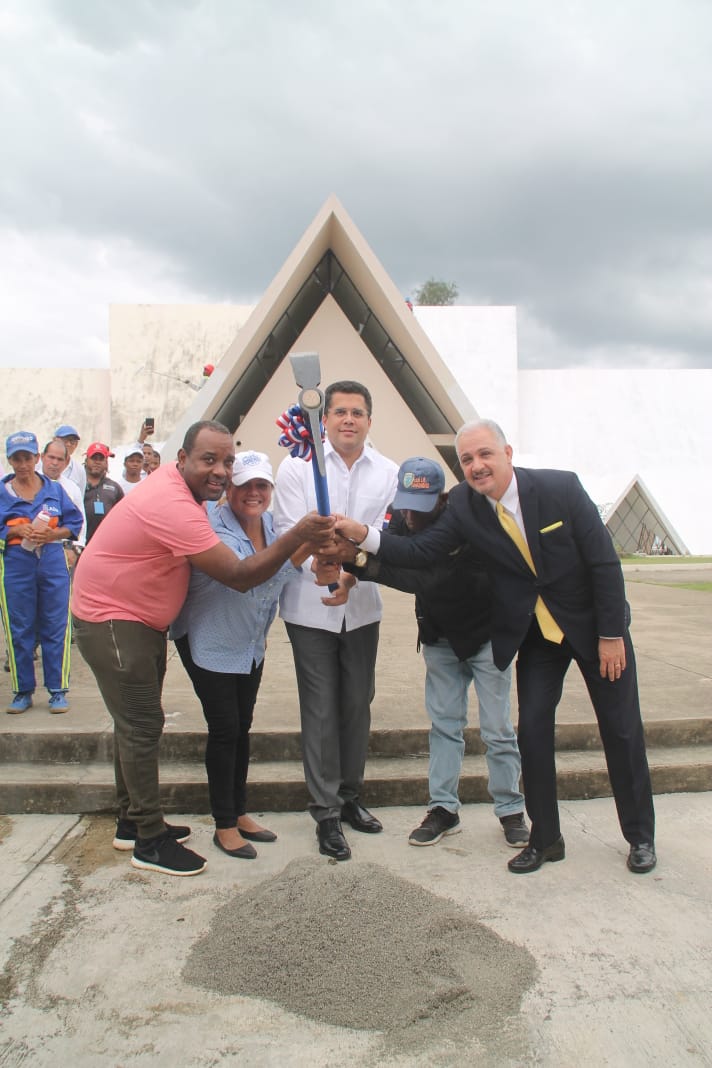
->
xmin=172 ymin=452 xmax=298 ymax=859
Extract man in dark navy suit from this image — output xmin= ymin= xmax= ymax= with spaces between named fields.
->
xmin=332 ymin=419 xmax=656 ymax=875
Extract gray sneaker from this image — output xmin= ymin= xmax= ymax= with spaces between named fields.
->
xmin=500 ymin=812 xmax=530 ymax=848
xmin=409 ymin=806 xmax=461 ymax=846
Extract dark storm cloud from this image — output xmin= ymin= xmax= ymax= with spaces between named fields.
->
xmin=1 ymin=0 xmax=711 ymax=367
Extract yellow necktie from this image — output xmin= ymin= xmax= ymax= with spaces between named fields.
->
xmin=496 ymin=501 xmax=564 ymax=644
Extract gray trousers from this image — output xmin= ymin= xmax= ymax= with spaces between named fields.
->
xmin=285 ymin=621 xmax=379 ymax=822
xmin=73 ymin=616 xmax=168 ymax=839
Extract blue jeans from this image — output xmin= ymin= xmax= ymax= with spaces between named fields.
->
xmin=421 ymin=639 xmax=523 ymax=817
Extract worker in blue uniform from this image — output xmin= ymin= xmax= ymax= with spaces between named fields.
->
xmin=1 ymin=431 xmax=83 ymax=714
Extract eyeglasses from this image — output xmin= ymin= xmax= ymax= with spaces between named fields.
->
xmin=328 ymin=407 xmax=369 ymax=419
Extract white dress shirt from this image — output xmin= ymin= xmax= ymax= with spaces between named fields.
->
xmin=60 ymin=474 xmax=87 ymax=544
xmin=487 ymin=472 xmax=527 ymax=540
xmin=64 ymin=455 xmax=87 ymax=497
xmin=273 ymin=440 xmax=398 ymax=633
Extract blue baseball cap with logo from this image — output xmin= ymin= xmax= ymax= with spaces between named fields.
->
xmin=6 ymin=431 xmax=40 ymax=458
xmin=392 ymin=457 xmax=445 ymax=512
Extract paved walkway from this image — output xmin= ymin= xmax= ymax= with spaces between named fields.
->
xmin=2 ymin=565 xmax=711 ymax=736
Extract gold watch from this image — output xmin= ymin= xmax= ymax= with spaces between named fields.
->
xmin=354 ymin=549 xmax=368 ymax=567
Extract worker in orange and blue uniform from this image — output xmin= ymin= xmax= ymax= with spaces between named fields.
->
xmin=1 ymin=431 xmax=83 ymax=714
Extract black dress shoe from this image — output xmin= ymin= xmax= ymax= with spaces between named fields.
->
xmin=237 ymin=825 xmax=278 ymax=843
xmin=508 ymin=835 xmax=565 ymax=874
xmin=627 ymin=842 xmax=656 ymax=874
xmin=213 ymin=831 xmax=257 ymax=859
xmin=341 ymin=800 xmax=383 ymax=834
xmin=317 ymin=817 xmax=351 ymax=861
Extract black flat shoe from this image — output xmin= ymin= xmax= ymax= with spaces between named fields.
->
xmin=238 ymin=826 xmax=278 ymax=843
xmin=508 ymin=836 xmax=565 ymax=874
xmin=341 ymin=800 xmax=383 ymax=834
xmin=213 ymin=831 xmax=257 ymax=859
xmin=317 ymin=817 xmax=351 ymax=861
xmin=627 ymin=842 xmax=656 ymax=873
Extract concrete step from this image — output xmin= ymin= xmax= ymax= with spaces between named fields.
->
xmin=3 ymin=718 xmax=712 ymax=764
xmin=2 ymin=744 xmax=711 ymax=815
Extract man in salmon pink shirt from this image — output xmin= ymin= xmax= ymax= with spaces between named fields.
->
xmin=72 ymin=420 xmax=334 ymax=878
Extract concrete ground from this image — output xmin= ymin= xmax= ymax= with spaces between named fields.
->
xmin=1 ymin=793 xmax=711 ymax=1067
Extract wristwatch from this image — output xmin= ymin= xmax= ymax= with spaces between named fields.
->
xmin=354 ymin=549 xmax=368 ymax=568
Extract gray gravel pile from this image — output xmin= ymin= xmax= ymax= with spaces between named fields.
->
xmin=183 ymin=857 xmax=536 ymax=1036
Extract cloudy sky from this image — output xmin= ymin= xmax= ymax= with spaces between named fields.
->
xmin=2 ymin=0 xmax=711 ymax=370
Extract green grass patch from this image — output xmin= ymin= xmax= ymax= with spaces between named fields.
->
xmin=620 ymin=556 xmax=712 ymax=565
xmin=628 ymin=578 xmax=712 ymax=591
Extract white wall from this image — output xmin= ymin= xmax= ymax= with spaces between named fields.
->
xmin=108 ymin=304 xmax=253 ymax=450
xmin=0 ymin=368 xmax=111 ymax=462
xmin=518 ymin=369 xmax=712 ymax=553
xmin=414 ymin=306 xmax=519 ymax=443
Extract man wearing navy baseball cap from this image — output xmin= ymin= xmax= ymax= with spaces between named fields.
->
xmin=391 ymin=455 xmax=445 ymax=510
xmin=343 ymin=456 xmax=528 ymax=850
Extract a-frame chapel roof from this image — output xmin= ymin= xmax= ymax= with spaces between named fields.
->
xmin=161 ymin=195 xmax=476 ymax=475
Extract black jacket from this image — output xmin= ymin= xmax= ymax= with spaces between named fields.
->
xmin=376 ymin=468 xmax=626 ymax=670
xmin=345 ymin=508 xmax=492 ymax=661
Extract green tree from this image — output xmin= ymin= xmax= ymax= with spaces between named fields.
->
xmin=413 ymin=277 xmax=459 ymax=306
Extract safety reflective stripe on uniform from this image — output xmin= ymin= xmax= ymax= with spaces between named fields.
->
xmin=0 ymin=553 xmax=20 ymax=690
xmin=59 ymin=557 xmax=72 ymax=689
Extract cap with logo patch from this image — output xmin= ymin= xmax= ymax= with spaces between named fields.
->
xmin=6 ymin=431 xmax=40 ymax=458
xmin=85 ymin=442 xmax=114 ymax=459
xmin=392 ymin=457 xmax=445 ymax=512
xmin=231 ymin=450 xmax=274 ymax=487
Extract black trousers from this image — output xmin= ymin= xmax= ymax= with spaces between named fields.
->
xmin=515 ymin=619 xmax=655 ymax=850
xmin=175 ymin=635 xmax=264 ymax=829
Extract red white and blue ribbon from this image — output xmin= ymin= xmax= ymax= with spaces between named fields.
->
xmin=277 ymin=403 xmax=331 ymax=517
xmin=276 ymin=404 xmax=318 ymax=462
xmin=277 ymin=401 xmax=336 ymax=589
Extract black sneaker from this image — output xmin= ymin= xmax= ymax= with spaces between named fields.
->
xmin=408 ymin=806 xmax=461 ymax=846
xmin=500 ymin=812 xmax=530 ymax=848
xmin=131 ymin=832 xmax=206 ymax=876
xmin=113 ymin=818 xmax=191 ymax=851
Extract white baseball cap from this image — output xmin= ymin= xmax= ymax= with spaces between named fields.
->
xmin=231 ymin=450 xmax=274 ymax=487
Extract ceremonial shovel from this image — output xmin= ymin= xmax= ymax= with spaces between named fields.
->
xmin=289 ymin=352 xmax=337 ymax=590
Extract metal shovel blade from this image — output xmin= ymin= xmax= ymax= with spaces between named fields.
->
xmin=289 ymin=352 xmax=322 ymax=390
